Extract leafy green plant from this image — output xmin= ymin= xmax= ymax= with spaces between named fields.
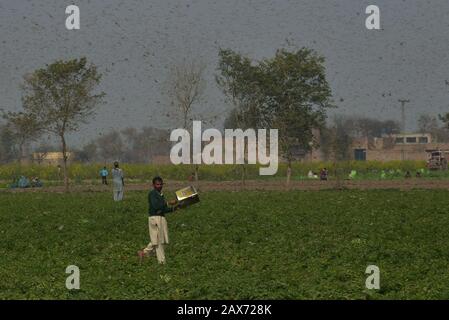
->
xmin=1 ymin=189 xmax=449 ymax=299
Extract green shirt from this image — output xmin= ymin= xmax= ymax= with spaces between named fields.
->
xmin=148 ymin=189 xmax=174 ymax=216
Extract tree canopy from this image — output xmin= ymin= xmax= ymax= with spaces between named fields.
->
xmin=217 ymin=48 xmax=334 ymax=184
xmin=21 ymin=57 xmax=105 ymax=191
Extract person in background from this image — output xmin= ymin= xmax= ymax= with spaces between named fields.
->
xmin=320 ymin=168 xmax=328 ymax=181
xmin=57 ymin=165 xmax=62 ymax=181
xmin=18 ymin=176 xmax=30 ymax=188
xmin=349 ymin=170 xmax=357 ymax=179
xmin=100 ymin=166 xmax=109 ymax=185
xmin=112 ymin=161 xmax=124 ymax=201
xmin=31 ymin=177 xmax=43 ymax=188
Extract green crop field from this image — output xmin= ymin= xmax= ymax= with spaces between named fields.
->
xmin=1 ymin=189 xmax=449 ymax=299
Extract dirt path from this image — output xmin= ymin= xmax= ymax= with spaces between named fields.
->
xmin=2 ymin=179 xmax=449 ymax=193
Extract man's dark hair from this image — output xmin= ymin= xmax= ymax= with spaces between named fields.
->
xmin=152 ymin=176 xmax=163 ymax=184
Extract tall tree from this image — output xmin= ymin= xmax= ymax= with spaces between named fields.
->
xmin=258 ymin=48 xmax=334 ymax=186
xmin=166 ymin=58 xmax=206 ymax=182
xmin=21 ymin=58 xmax=105 ymax=191
xmin=217 ymin=49 xmax=262 ymax=186
xmin=216 ymin=49 xmax=262 ymax=130
xmin=167 ymin=59 xmax=206 ymax=130
xmin=217 ymin=48 xmax=334 ymax=186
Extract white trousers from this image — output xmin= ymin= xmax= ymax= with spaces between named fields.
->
xmin=143 ymin=216 xmax=169 ymax=264
xmin=113 ymin=189 xmax=124 ymax=201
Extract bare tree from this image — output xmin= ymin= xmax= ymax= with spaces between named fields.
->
xmin=167 ymin=59 xmax=206 ymax=130
xmin=166 ymin=58 xmax=206 ymax=183
xmin=418 ymin=114 xmax=439 ymax=134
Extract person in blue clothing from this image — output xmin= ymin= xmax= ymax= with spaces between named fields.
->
xmin=100 ymin=166 xmax=109 ymax=185
xmin=18 ymin=176 xmax=30 ymax=188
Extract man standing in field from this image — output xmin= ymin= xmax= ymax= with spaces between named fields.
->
xmin=100 ymin=166 xmax=109 ymax=185
xmin=112 ymin=161 xmax=124 ymax=201
xmin=138 ymin=176 xmax=179 ymax=264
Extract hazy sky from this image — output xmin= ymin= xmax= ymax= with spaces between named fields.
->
xmin=1 ymin=0 xmax=448 ymax=146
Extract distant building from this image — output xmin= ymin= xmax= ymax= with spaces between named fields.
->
xmin=32 ymin=152 xmax=73 ymax=166
xmin=148 ymin=130 xmax=448 ymax=164
xmin=351 ymin=133 xmax=449 ymax=161
xmin=391 ymin=133 xmax=431 ymax=145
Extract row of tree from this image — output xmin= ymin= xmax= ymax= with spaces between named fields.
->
xmin=6 ymin=113 xmax=445 ymax=167
xmin=2 ymin=47 xmax=449 ymax=189
xmin=72 ymin=126 xmax=171 ymax=163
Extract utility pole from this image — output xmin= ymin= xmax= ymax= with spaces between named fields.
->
xmin=398 ymin=99 xmax=410 ymax=133
xmin=398 ymin=99 xmax=410 ymax=161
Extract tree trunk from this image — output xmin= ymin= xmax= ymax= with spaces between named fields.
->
xmin=241 ymin=164 xmax=246 ymax=189
xmin=18 ymin=142 xmax=24 ymax=166
xmin=333 ymin=157 xmax=343 ymax=190
xmin=286 ymin=160 xmax=292 ymax=189
xmin=183 ymin=113 xmax=188 ymax=132
xmin=194 ymin=165 xmax=199 ymax=180
xmin=61 ymin=134 xmax=69 ymax=192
